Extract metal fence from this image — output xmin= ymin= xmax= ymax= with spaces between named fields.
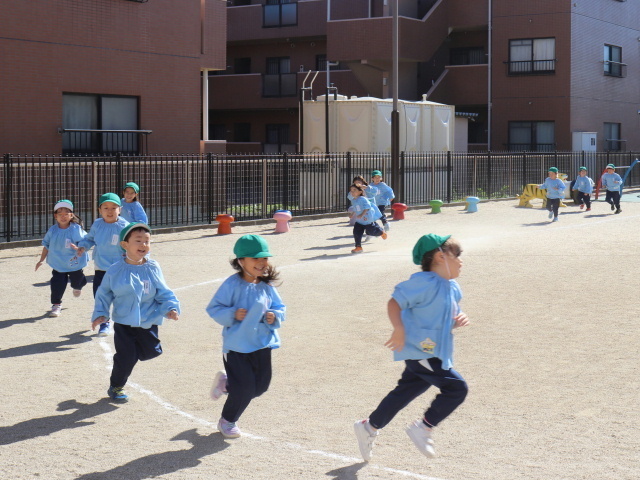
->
xmin=2 ymin=151 xmax=640 ymax=242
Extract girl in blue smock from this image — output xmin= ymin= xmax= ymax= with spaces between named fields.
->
xmin=355 ymin=234 xmax=470 ymax=461
xmin=206 ymin=234 xmax=285 ymax=439
xmin=371 ymin=170 xmax=395 ymax=231
xmin=120 ymin=182 xmax=149 ymax=224
xmin=35 ymin=199 xmax=88 ymax=318
xmin=349 ymin=184 xmax=386 ymax=254
xmin=76 ymin=192 xmax=129 ymax=336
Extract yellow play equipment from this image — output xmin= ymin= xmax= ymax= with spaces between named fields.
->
xmin=518 ymin=173 xmax=569 ymax=208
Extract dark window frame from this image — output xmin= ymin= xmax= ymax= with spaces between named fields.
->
xmin=263 ymin=0 xmax=297 ymax=28
xmin=507 ymin=121 xmax=556 ymax=152
xmin=604 ymin=44 xmax=625 ymax=78
xmin=506 ymin=37 xmax=556 ymax=75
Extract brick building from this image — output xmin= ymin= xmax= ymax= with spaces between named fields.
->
xmin=0 ymin=0 xmax=226 ymax=155
xmin=210 ymin=0 xmax=640 ymax=153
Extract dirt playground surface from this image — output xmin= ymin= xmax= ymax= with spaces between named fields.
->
xmin=1 ymin=197 xmax=639 ymax=480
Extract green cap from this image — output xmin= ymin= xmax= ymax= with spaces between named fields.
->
xmin=54 ymin=199 xmax=74 ymax=212
xmin=606 ymin=164 xmax=615 ymax=169
xmin=233 ymin=234 xmax=272 ymax=258
xmin=371 ymin=170 xmax=383 ymax=177
xmin=99 ymin=193 xmax=122 ymax=207
xmin=548 ymin=167 xmax=558 ymax=173
xmin=124 ymin=182 xmax=140 ymax=193
xmin=579 ymin=166 xmax=587 ymax=171
xmin=119 ymin=222 xmax=151 ymax=251
xmin=412 ymin=234 xmax=451 ymax=265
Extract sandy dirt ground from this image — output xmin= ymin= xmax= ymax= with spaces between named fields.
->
xmin=1 ymin=196 xmax=639 ymax=480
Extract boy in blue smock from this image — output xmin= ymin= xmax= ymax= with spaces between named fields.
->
xmin=601 ymin=164 xmax=622 ymax=214
xmin=349 ymin=184 xmax=386 ymax=254
xmin=355 ymin=234 xmax=470 ymax=461
xmin=539 ymin=167 xmax=566 ymax=222
xmin=371 ymin=170 xmax=395 ymax=231
xmin=572 ymin=166 xmax=594 ymax=212
xmin=92 ymin=222 xmax=180 ymax=402
xmin=120 ymin=182 xmax=149 ymax=224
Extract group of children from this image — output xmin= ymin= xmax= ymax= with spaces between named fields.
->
xmin=541 ymin=163 xmax=623 ymax=222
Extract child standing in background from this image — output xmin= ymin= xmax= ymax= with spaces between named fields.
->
xmin=206 ymin=234 xmax=285 ymax=439
xmin=601 ymin=164 xmax=623 ymax=214
xmin=120 ymin=182 xmax=148 ymax=224
xmin=92 ymin=222 xmax=180 ymax=402
xmin=35 ymin=199 xmax=88 ymax=317
xmin=76 ymin=193 xmax=129 ymax=336
xmin=539 ymin=167 xmax=566 ymax=222
xmin=354 ymin=234 xmax=469 ymax=461
xmin=371 ymin=170 xmax=395 ymax=231
xmin=572 ymin=166 xmax=594 ymax=212
xmin=349 ymin=184 xmax=386 ymax=254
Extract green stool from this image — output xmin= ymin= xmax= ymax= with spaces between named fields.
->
xmin=430 ymin=199 xmax=444 ymax=214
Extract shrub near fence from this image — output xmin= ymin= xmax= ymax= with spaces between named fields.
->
xmin=2 ymin=151 xmax=640 ymax=242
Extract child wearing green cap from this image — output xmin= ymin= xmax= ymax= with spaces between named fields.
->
xmin=601 ymin=164 xmax=622 ymax=214
xmin=91 ymin=222 xmax=180 ymax=402
xmin=349 ymin=184 xmax=387 ymax=253
xmin=538 ymin=167 xmax=566 ymax=222
xmin=206 ymin=234 xmax=286 ymax=439
xmin=371 ymin=170 xmax=395 ymax=232
xmin=76 ymin=193 xmax=129 ymax=335
xmin=121 ymin=182 xmax=149 ymax=224
xmin=355 ymin=234 xmax=469 ymax=461
xmin=572 ymin=167 xmax=594 ymax=212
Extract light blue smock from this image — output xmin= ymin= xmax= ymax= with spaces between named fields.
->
xmin=573 ymin=176 xmax=594 ymax=194
xmin=78 ymin=217 xmax=129 ymax=270
xmin=206 ymin=273 xmax=285 ymax=354
xmin=391 ymin=271 xmax=462 ymax=370
xmin=538 ymin=178 xmax=566 ymax=199
xmin=601 ymin=173 xmax=622 ymax=192
xmin=351 ymin=195 xmax=382 ymax=224
xmin=42 ymin=222 xmax=88 ymax=272
xmin=372 ymin=181 xmax=395 ymax=206
xmin=92 ymin=259 xmax=180 ymax=328
xmin=120 ymin=199 xmax=148 ymax=224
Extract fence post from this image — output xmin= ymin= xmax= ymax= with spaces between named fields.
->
xmin=400 ymin=151 xmax=406 ymax=204
xmin=262 ymin=156 xmax=268 ymax=218
xmin=487 ymin=150 xmax=492 ymax=199
xmin=206 ymin=153 xmax=213 ymax=223
xmin=115 ymin=152 xmax=123 ymax=192
xmin=446 ymin=151 xmax=451 ymax=204
xmin=4 ymin=154 xmax=12 ymax=242
xmin=282 ymin=152 xmax=289 ymax=212
xmin=522 ymin=151 xmax=527 ymax=189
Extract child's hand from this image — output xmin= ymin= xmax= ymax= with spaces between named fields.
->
xmin=167 ymin=310 xmax=179 ymax=321
xmin=453 ymin=312 xmax=470 ymax=329
xmin=384 ymin=327 xmax=405 ymax=352
xmin=91 ymin=317 xmax=107 ymax=331
xmin=265 ymin=312 xmax=275 ymax=324
xmin=35 ymin=261 xmax=43 ymax=271
xmin=73 ymin=245 xmax=85 ymax=256
xmin=235 ymin=308 xmax=247 ymax=321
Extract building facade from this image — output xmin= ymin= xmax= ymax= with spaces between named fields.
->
xmin=0 ymin=0 xmax=227 ymax=155
xmin=211 ymin=0 xmax=640 ymax=153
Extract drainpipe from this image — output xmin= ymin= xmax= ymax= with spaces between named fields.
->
xmin=487 ymin=0 xmax=492 ymax=150
xmin=202 ymin=69 xmax=209 ymax=141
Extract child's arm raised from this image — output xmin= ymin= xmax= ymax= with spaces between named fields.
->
xmin=384 ymin=298 xmax=405 ymax=352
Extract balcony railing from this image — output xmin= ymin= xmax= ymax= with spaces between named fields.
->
xmin=605 ymin=139 xmax=626 ymax=151
xmin=507 ymin=143 xmax=556 ymax=152
xmin=59 ymin=128 xmax=151 ymax=155
xmin=604 ymin=61 xmax=627 ymax=78
xmin=262 ymin=73 xmax=297 ymax=97
xmin=505 ymin=59 xmax=556 ymax=75
xmin=263 ymin=3 xmax=297 ymax=28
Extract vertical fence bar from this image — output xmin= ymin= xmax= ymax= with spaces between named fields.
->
xmin=283 ymin=152 xmax=289 ymax=212
xmin=487 ymin=150 xmax=492 ymax=199
xmin=4 ymin=154 xmax=12 ymax=242
xmin=446 ymin=151 xmax=452 ymax=203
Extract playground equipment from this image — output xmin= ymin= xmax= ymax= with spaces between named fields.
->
xmin=215 ymin=214 xmax=234 ymax=235
xmin=517 ymin=184 xmax=568 ymax=208
xmin=391 ymin=203 xmax=407 ymax=220
xmin=594 ymin=158 xmax=639 ymax=199
xmin=430 ymin=199 xmax=444 ymax=213
xmin=465 ymin=196 xmax=480 ymax=213
xmin=273 ymin=210 xmax=292 ymax=233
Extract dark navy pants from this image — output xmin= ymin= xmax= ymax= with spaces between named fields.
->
xmin=92 ymin=269 xmax=107 ymax=297
xmin=605 ymin=190 xmax=621 ymax=209
xmin=50 ymin=269 xmax=87 ymax=304
xmin=377 ymin=205 xmax=388 ymax=224
xmin=576 ymin=192 xmax=591 ymax=208
xmin=369 ymin=358 xmax=468 ymax=430
xmin=221 ymin=348 xmax=272 ymax=423
xmin=546 ymin=198 xmax=560 ymax=217
xmin=353 ymin=222 xmax=384 ymax=247
xmin=110 ymin=323 xmax=163 ymax=388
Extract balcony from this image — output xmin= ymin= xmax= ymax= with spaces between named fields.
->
xmin=60 ymin=129 xmax=151 ymax=155
xmin=427 ymin=64 xmax=488 ymax=106
xmin=505 ymin=59 xmax=556 ymax=76
xmin=604 ymin=61 xmax=627 ymax=78
xmin=263 ymin=73 xmax=297 ymax=98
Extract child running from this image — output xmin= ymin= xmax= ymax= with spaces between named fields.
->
xmin=91 ymin=222 xmax=180 ymax=402
xmin=350 ymin=184 xmax=387 ymax=254
xmin=354 ymin=234 xmax=469 ymax=461
xmin=76 ymin=193 xmax=129 ymax=336
xmin=538 ymin=167 xmax=566 ymax=222
xmin=35 ymin=199 xmax=88 ymax=317
xmin=206 ymin=234 xmax=286 ymax=439
xmin=120 ymin=182 xmax=149 ymax=224
xmin=601 ymin=164 xmax=623 ymax=214
xmin=572 ymin=166 xmax=594 ymax=212
xmin=371 ymin=170 xmax=395 ymax=231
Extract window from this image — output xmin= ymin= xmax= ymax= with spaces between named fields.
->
xmin=507 ymin=38 xmax=555 ymax=74
xmin=230 ymin=0 xmax=251 ymax=5
xmin=508 ymin=121 xmax=555 ymax=151
xmin=209 ymin=124 xmax=226 ymax=141
xmin=62 ymin=93 xmax=140 ymax=154
xmin=234 ymin=123 xmax=251 ymax=142
xmin=604 ymin=122 xmax=622 ymax=151
xmin=263 ymin=57 xmax=297 ymax=97
xmin=604 ymin=44 xmax=624 ymax=77
xmin=450 ymin=47 xmax=486 ymax=66
xmin=263 ymin=0 xmax=297 ymax=28
xmin=265 ymin=124 xmax=296 ymax=153
xmin=234 ymin=57 xmax=251 ymax=74
xmin=316 ymin=55 xmax=341 ymax=71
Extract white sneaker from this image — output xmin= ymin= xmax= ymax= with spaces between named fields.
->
xmin=383 ymin=223 xmax=390 ymax=232
xmin=547 ymin=210 xmax=553 ymax=219
xmin=218 ymin=417 xmax=241 ymax=438
xmin=354 ymin=419 xmax=378 ymax=462
xmin=406 ymin=420 xmax=436 ymax=458
xmin=73 ymin=289 xmax=82 ymax=297
xmin=49 ymin=304 xmax=61 ymax=317
xmin=210 ymin=370 xmax=228 ymax=400
xmin=363 ymin=235 xmax=369 ymax=243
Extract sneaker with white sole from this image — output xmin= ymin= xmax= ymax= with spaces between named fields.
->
xmin=73 ymin=289 xmax=82 ymax=297
xmin=406 ymin=420 xmax=436 ymax=458
xmin=547 ymin=210 xmax=553 ymax=219
xmin=354 ymin=419 xmax=378 ymax=462
xmin=210 ymin=370 xmax=228 ymax=400
xmin=49 ymin=304 xmax=62 ymax=317
xmin=107 ymin=385 xmax=129 ymax=402
xmin=552 ymin=216 xmax=559 ymax=222
xmin=383 ymin=223 xmax=390 ymax=232
xmin=218 ymin=417 xmax=241 ymax=438
xmin=98 ymin=322 xmax=110 ymax=336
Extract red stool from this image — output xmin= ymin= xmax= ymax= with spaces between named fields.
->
xmin=391 ymin=203 xmax=408 ymax=220
xmin=215 ymin=214 xmax=234 ymax=235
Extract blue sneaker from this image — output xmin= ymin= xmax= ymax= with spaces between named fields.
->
xmin=107 ymin=386 xmax=129 ymax=402
xmin=97 ymin=322 xmax=110 ymax=337
xmin=547 ymin=210 xmax=553 ymax=219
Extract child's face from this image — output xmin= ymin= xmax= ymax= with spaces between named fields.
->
xmin=239 ymin=257 xmax=269 ymax=281
xmin=607 ymin=168 xmax=614 ymax=174
xmin=443 ymin=250 xmax=463 ymax=280
xmin=579 ymin=170 xmax=587 ymax=177
xmin=353 ymin=180 xmax=364 ymax=187
xmin=55 ymin=208 xmax=73 ymax=227
xmin=121 ymin=230 xmax=151 ymax=262
xmin=123 ymin=187 xmax=137 ymax=203
xmin=548 ymin=171 xmax=557 ymax=179
xmin=100 ymin=202 xmax=121 ymax=223
xmin=350 ymin=186 xmax=362 ymax=197
xmin=371 ymin=175 xmax=382 ymax=184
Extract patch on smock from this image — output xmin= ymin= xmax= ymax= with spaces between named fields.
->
xmin=420 ymin=337 xmax=436 ymax=354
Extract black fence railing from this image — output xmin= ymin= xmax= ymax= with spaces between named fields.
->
xmin=506 ymin=59 xmax=556 ymax=75
xmin=2 ymin=151 xmax=640 ymax=242
xmin=60 ymin=129 xmax=151 ymax=156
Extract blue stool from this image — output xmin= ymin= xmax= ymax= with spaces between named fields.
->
xmin=466 ymin=196 xmax=480 ymax=213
